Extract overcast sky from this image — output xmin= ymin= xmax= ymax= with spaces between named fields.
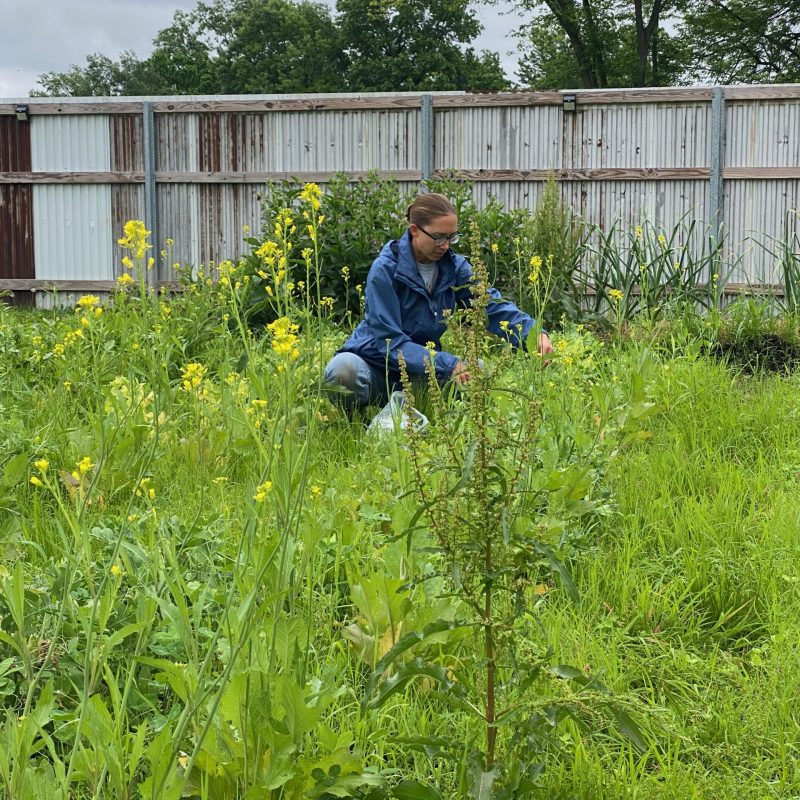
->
xmin=1 ymin=0 xmax=524 ymax=99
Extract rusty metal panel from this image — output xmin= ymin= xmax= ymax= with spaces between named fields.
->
xmin=435 ymin=106 xmax=562 ymax=171
xmin=158 ymin=183 xmax=201 ymax=280
xmin=157 ymin=113 xmax=199 ymax=171
xmin=110 ymin=114 xmax=144 ymax=171
xmin=726 ymin=100 xmax=800 ymax=168
xmin=33 ymin=185 xmax=113 ymax=281
xmin=0 ymin=115 xmax=32 ymax=171
xmin=112 ymin=184 xmax=145 ymax=276
xmin=0 ymin=116 xmax=35 ymax=305
xmin=197 ymin=184 xmax=263 ymax=268
xmin=0 ymin=186 xmax=35 ymax=306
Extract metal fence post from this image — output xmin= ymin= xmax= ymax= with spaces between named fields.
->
xmin=142 ymin=101 xmax=159 ymax=288
xmin=710 ymin=88 xmax=726 ymax=247
xmin=420 ymin=94 xmax=434 ymax=188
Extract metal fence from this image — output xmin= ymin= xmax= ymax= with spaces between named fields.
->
xmin=1 ymin=86 xmax=799 ymax=307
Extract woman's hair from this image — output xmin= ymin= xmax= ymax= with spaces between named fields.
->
xmin=405 ymin=193 xmax=456 ymax=227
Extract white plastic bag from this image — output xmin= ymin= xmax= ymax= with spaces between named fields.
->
xmin=366 ymin=391 xmax=429 ymax=437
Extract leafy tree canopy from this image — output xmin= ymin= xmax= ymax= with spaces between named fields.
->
xmin=33 ymin=0 xmax=507 ymax=96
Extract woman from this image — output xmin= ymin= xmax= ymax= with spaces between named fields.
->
xmin=324 ymin=193 xmax=553 ymax=410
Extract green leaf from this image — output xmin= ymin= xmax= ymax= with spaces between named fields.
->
xmin=393 ymin=778 xmax=443 ymax=799
xmin=468 ymin=764 xmax=499 ymax=800
xmin=2 ymin=453 xmax=28 ymax=487
xmin=365 ymin=657 xmax=461 ymax=711
xmin=362 ymin=620 xmax=468 ymax=710
xmin=612 ymin=706 xmax=647 ymax=753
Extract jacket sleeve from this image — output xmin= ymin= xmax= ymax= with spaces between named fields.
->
xmin=453 ymin=258 xmax=541 ymax=350
xmin=365 ymin=262 xmax=459 ymax=380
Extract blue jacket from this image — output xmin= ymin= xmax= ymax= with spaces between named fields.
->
xmin=339 ymin=230 xmax=537 ymax=382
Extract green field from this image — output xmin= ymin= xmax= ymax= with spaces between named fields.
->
xmin=2 ymin=206 xmax=800 ymax=799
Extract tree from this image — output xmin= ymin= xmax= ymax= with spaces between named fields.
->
xmin=679 ymin=0 xmax=800 ymax=83
xmin=507 ymin=0 xmax=687 ymax=89
xmin=33 ymin=0 xmax=508 ymax=97
xmin=336 ymin=0 xmax=509 ymax=91
xmin=199 ymin=0 xmax=349 ymax=93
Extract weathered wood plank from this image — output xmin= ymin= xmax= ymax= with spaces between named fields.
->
xmin=723 ymin=85 xmax=800 ymax=101
xmin=724 ymin=167 xmax=800 ymax=179
xmin=0 ymin=102 xmax=143 ymax=115
xmin=152 ymin=96 xmax=424 ymax=112
xmin=0 ymin=279 xmax=181 ymax=291
xmin=154 ymin=170 xmax=423 ymax=183
xmin=0 ymin=171 xmax=144 ymax=184
xmin=444 ymin=168 xmax=712 ymax=181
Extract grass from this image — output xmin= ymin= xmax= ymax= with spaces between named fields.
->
xmin=2 ymin=218 xmax=800 ymax=797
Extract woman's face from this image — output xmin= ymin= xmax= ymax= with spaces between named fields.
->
xmin=409 ymin=213 xmax=459 ymax=264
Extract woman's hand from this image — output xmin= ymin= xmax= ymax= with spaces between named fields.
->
xmin=538 ymin=333 xmax=554 ymax=355
xmin=451 ymin=361 xmax=471 ymax=384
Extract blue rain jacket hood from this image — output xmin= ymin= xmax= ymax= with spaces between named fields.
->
xmin=338 ymin=230 xmax=538 ymax=382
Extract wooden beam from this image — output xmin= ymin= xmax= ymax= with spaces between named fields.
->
xmin=154 ymin=170 xmax=422 ymax=184
xmin=0 ymin=171 xmax=144 ymax=184
xmin=4 ymin=166 xmax=800 ymax=186
xmin=152 ymin=96 xmax=425 ymax=112
xmin=0 ymin=102 xmax=143 ymax=115
xmin=0 ymin=279 xmax=181 ymax=291
xmin=724 ymin=167 xmax=800 ymax=179
xmin=440 ymin=167 xmax=712 ymax=181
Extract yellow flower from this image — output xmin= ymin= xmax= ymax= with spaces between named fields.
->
xmin=77 ymin=456 xmax=94 ymax=475
xmin=76 ymin=294 xmax=100 ymax=311
xmin=30 ymin=476 xmax=43 ymax=487
xmin=253 ymin=480 xmax=273 ymax=502
xmin=491 ymin=243 xmax=499 ymax=254
xmin=310 ymin=485 xmax=322 ymax=498
xmin=166 ymin=238 xmax=174 ymax=247
xmin=267 ymin=317 xmax=300 ymax=361
xmin=110 ymin=564 xmax=123 ymax=578
xmin=181 ymin=362 xmax=207 ymax=392
xmin=634 ymin=225 xmax=643 ymax=239
xmin=609 ymin=288 xmax=624 ymax=302
xmin=121 ymin=256 xmax=134 ymax=270
xmin=34 ymin=458 xmax=49 ymax=472
xmin=117 ymin=219 xmax=151 ymax=261
xmin=657 ymin=233 xmax=667 ymax=247
xmin=299 ymin=182 xmax=322 ymax=212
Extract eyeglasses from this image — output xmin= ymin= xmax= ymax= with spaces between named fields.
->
xmin=417 ymin=225 xmax=460 ymax=246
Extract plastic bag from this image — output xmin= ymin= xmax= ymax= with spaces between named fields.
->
xmin=366 ymin=391 xmax=429 ymax=437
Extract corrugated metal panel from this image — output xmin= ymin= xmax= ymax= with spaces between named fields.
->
xmin=197 ymin=185 xmax=264 ymax=267
xmin=0 ymin=116 xmax=35 ymax=305
xmin=110 ymin=114 xmax=143 ymax=171
xmin=725 ymin=179 xmax=800 ymax=285
xmin=0 ymin=186 xmax=35 ymax=306
xmin=435 ymin=107 xmax=562 ymax=171
xmin=112 ymin=185 xmax=145 ymax=276
xmin=33 ymin=185 xmax=113 ymax=280
xmin=726 ymin=100 xmax=800 ymax=168
xmin=36 ymin=290 xmax=89 ymax=311
xmin=31 ymin=116 xmax=110 ymax=171
xmin=157 ymin=113 xmax=199 ymax=171
xmin=267 ymin=110 xmax=418 ymax=172
xmin=158 ymin=184 xmax=201 ymax=278
xmin=0 ymin=115 xmax=32 ymax=171
xmin=565 ymin=103 xmax=710 ymax=169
